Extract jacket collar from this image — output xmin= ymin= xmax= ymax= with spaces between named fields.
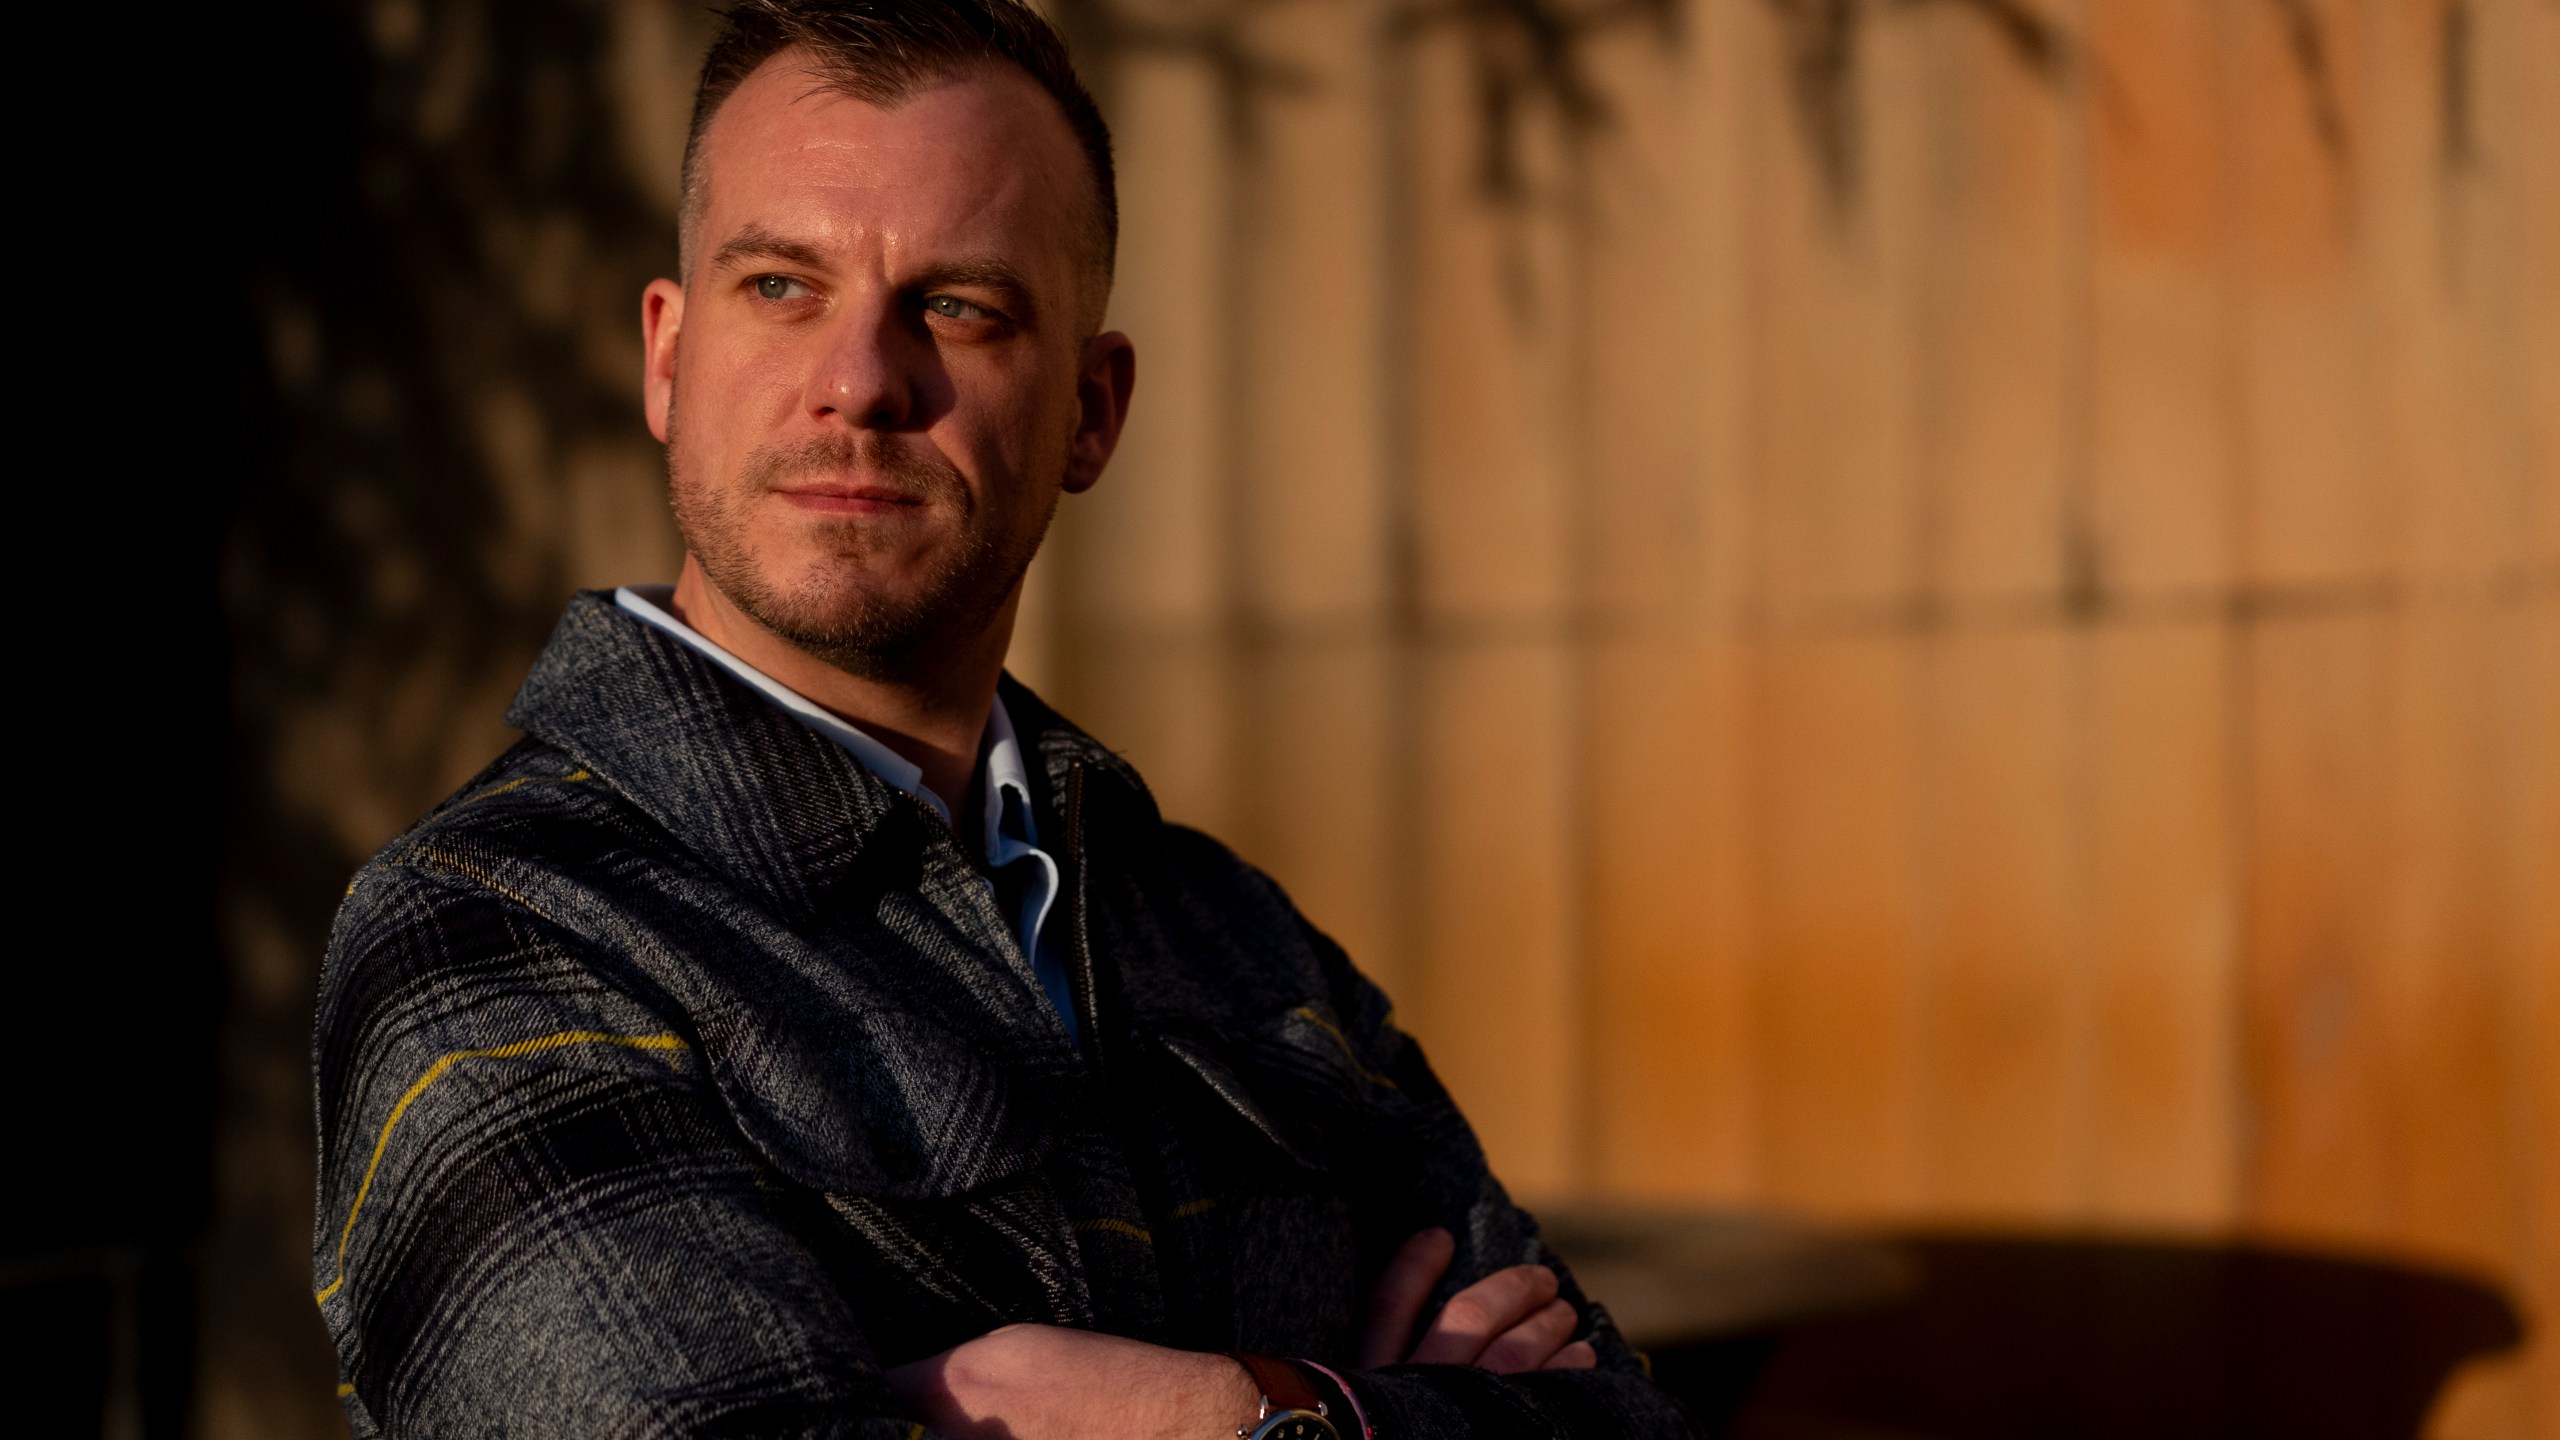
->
xmin=504 ymin=591 xmax=1161 ymax=926
xmin=996 ymin=671 xmax=1157 ymax=838
xmin=505 ymin=590 xmax=915 ymax=924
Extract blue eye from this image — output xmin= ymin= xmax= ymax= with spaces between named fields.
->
xmin=754 ymin=275 xmax=807 ymax=301
xmin=926 ymin=295 xmax=976 ymax=319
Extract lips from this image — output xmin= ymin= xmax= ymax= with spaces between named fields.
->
xmin=736 ymin=433 xmax=967 ymax=516
xmin=770 ymin=480 xmax=930 ymax=514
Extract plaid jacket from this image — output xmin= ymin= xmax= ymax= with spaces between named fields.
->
xmin=312 ymin=591 xmax=1692 ymax=1438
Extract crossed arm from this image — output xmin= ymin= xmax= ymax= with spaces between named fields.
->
xmin=318 ymin=871 xmax=1689 ymax=1437
xmin=888 ymin=1227 xmax=1596 ymax=1438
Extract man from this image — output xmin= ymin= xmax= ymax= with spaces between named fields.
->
xmin=311 ymin=2 xmax=1691 ymax=1435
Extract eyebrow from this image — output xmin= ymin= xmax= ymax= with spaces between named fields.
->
xmin=907 ymin=260 xmax=1040 ymax=322
xmin=706 ymin=224 xmax=831 ymax=274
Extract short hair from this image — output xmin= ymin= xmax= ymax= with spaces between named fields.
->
xmin=679 ymin=0 xmax=1117 ymax=291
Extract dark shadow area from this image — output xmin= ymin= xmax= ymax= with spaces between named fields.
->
xmin=0 ymin=1256 xmax=199 ymax=1440
xmin=8 ymin=0 xmax=313 ymax=1424
xmin=1647 ymin=1233 xmax=2525 ymax=1440
xmin=0 ymin=1271 xmax=115 ymax=1440
xmin=7 ymin=0 xmax=241 ymax=1430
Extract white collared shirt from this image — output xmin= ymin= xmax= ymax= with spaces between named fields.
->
xmin=615 ymin=585 xmax=1075 ymax=1041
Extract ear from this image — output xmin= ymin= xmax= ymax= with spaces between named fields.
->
xmin=1061 ymin=330 xmax=1135 ymax=495
xmin=642 ymin=278 xmax=686 ymax=444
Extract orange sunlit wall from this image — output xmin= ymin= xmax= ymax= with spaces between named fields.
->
xmin=1034 ymin=0 xmax=2557 ymax=1434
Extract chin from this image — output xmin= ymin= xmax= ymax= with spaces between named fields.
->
xmin=768 ymin=575 xmax=917 ymax=635
xmin=757 ymin=537 xmax=921 ymax=604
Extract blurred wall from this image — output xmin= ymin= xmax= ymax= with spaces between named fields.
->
xmin=203 ymin=0 xmax=2556 ymax=1436
xmin=1046 ymin=0 xmax=2558 ymax=1434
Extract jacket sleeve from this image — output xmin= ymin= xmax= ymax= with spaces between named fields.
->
xmin=312 ymin=867 xmax=918 ymax=1440
xmin=1296 ymin=918 xmax=1699 ymax=1440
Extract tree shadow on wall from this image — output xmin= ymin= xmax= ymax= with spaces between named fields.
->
xmin=202 ymin=1 xmax=710 ymax=1434
xmin=1649 ymin=1234 xmax=2525 ymax=1440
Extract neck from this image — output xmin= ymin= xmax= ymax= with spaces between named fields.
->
xmin=666 ymin=554 xmax=1013 ymax=823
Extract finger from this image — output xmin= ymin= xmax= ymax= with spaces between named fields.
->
xmin=1359 ymin=1228 xmax=1456 ymax=1367
xmin=1406 ymin=1264 xmax=1561 ymax=1366
xmin=1540 ymin=1341 xmax=1598 ymax=1371
xmin=1474 ymin=1298 xmax=1582 ymax=1375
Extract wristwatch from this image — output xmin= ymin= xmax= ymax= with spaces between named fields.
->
xmin=1228 ymin=1353 xmax=1343 ymax=1440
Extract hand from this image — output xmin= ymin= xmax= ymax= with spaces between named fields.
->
xmin=884 ymin=1323 xmax=1258 ymax=1440
xmin=1358 ymin=1227 xmax=1598 ymax=1373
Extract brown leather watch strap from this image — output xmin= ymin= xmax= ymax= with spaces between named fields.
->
xmin=1228 ymin=1353 xmax=1327 ymax=1414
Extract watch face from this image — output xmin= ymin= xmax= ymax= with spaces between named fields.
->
xmin=1249 ymin=1410 xmax=1339 ymax=1440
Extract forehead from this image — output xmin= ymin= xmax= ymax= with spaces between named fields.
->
xmin=694 ymin=56 xmax=1091 ymax=275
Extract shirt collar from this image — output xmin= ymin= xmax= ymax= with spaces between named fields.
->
xmin=615 ymin=584 xmax=998 ymax=827
xmin=980 ymin=690 xmax=1040 ymax=859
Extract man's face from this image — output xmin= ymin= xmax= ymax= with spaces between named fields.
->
xmin=644 ymin=56 xmax=1125 ymax=679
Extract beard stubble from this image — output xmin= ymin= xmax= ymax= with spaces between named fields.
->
xmin=667 ymin=418 xmax=1054 ymax=683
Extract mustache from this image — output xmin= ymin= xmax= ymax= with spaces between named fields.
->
xmin=740 ymin=432 xmax=967 ymax=503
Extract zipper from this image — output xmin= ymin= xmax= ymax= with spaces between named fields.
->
xmin=1063 ymin=762 xmax=1105 ymax=1077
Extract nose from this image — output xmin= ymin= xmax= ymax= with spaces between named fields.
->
xmin=804 ymin=301 xmax=921 ymax=430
